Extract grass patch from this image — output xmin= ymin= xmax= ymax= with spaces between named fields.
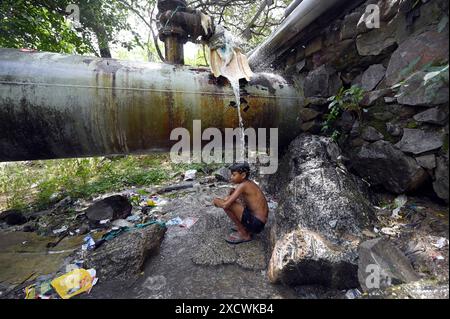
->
xmin=0 ymin=154 xmax=222 ymax=212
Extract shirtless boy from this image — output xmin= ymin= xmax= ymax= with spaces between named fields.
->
xmin=213 ymin=162 xmax=269 ymax=244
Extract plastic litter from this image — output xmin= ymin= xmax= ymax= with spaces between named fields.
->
xmin=52 ymin=225 xmax=68 ymax=234
xmin=99 ymin=219 xmax=110 ymax=225
xmin=432 ymin=237 xmax=449 ymax=249
xmin=126 ymin=215 xmax=142 ymax=222
xmin=180 ymin=217 xmax=199 ymax=229
xmin=345 ymin=289 xmax=362 ymax=299
xmin=166 ymin=217 xmax=183 ymax=226
xmin=25 ymin=280 xmax=54 ymax=299
xmin=50 ymin=268 xmax=97 ymax=299
xmin=183 ymin=169 xmax=197 ymax=181
xmin=81 ymin=235 xmax=96 ymax=251
xmin=392 ymin=195 xmax=407 ymax=219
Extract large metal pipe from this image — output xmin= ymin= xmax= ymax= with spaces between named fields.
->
xmin=0 ymin=49 xmax=303 ymax=162
xmin=248 ymin=0 xmax=346 ymax=70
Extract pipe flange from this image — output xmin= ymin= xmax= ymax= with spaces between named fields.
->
xmin=159 ymin=26 xmax=188 ymax=43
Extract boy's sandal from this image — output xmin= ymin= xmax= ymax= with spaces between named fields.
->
xmin=225 ymin=233 xmax=252 ymax=245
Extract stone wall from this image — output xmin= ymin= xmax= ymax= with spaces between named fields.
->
xmin=279 ymin=0 xmax=449 ymax=203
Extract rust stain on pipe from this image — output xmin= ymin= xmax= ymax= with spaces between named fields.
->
xmin=0 ymin=49 xmax=304 ymax=161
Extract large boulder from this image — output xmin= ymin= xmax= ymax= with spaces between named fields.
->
xmin=358 ymin=238 xmax=420 ymax=292
xmin=351 ymin=140 xmax=428 ymax=193
xmin=85 ymin=224 xmax=166 ymax=281
xmin=385 ymin=31 xmax=449 ymax=86
xmin=84 ymin=195 xmax=132 ymax=224
xmin=395 ymin=129 xmax=445 ymax=155
xmin=265 ymin=134 xmax=376 ymax=289
xmin=303 ymin=65 xmax=342 ymax=98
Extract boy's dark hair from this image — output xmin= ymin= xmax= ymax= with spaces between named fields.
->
xmin=229 ymin=162 xmax=251 ymax=179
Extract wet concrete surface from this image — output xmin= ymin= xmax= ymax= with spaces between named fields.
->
xmin=85 ymin=184 xmax=298 ymax=299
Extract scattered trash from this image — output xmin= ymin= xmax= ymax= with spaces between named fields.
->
xmin=374 ymin=227 xmax=380 ymax=233
xmin=166 ymin=217 xmax=183 ymax=226
xmin=381 ymin=226 xmax=400 ymax=236
xmin=126 ymin=215 xmax=142 ymax=222
xmin=328 ymin=220 xmax=337 ymax=228
xmin=392 ymin=195 xmax=407 ymax=219
xmin=268 ymin=200 xmax=278 ymax=210
xmin=345 ymin=288 xmax=362 ymax=299
xmin=99 ymin=219 xmax=110 ymax=225
xmin=184 ymin=169 xmax=197 ymax=181
xmin=112 ymin=219 xmax=134 ymax=228
xmin=81 ymin=235 xmax=96 ymax=251
xmin=52 ymin=225 xmax=68 ymax=235
xmin=25 ymin=280 xmax=54 ymax=299
xmin=432 ymin=237 xmax=449 ymax=249
xmin=435 ymin=255 xmax=445 ymax=261
xmin=51 ymin=268 xmax=97 ymax=299
xmin=180 ymin=217 xmax=199 ymax=229
xmin=146 ymin=199 xmax=157 ymax=207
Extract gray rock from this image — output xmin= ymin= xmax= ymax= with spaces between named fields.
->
xmin=361 ymin=89 xmax=392 ymax=107
xmin=85 ymin=224 xmax=166 ymax=281
xmin=0 ymin=210 xmax=27 ymax=226
xmin=361 ymin=126 xmax=384 ymax=142
xmin=396 ymin=70 xmax=449 ymax=107
xmin=356 ymin=18 xmax=398 ymax=56
xmin=352 ymin=140 xmax=428 ymax=193
xmin=365 ymin=279 xmax=449 ymax=299
xmin=433 ymin=156 xmax=449 ymax=203
xmin=361 ymin=64 xmax=386 ymax=91
xmin=340 ymin=12 xmax=361 ymax=40
xmin=384 ymin=96 xmax=397 ymax=104
xmin=85 ymin=195 xmax=132 ymax=223
xmin=304 ymin=65 xmax=342 ymax=98
xmin=358 ymin=238 xmax=420 ymax=292
xmin=213 ymin=167 xmax=231 ymax=182
xmin=413 ymin=107 xmax=449 ymax=125
xmin=395 ymin=129 xmax=444 ymax=155
xmin=385 ymin=31 xmax=449 ymax=86
xmin=350 ymin=120 xmax=361 ymax=138
xmin=386 ymin=122 xmax=403 ymax=137
xmin=265 ymin=134 xmax=376 ymax=289
xmin=299 ymin=108 xmax=321 ymax=122
xmin=373 ymin=112 xmax=394 ymax=121
xmin=415 ymin=154 xmax=436 ymax=170
xmin=300 ymin=119 xmax=322 ymax=134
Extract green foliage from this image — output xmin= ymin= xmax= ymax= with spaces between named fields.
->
xmin=321 ymin=85 xmax=365 ymax=138
xmin=0 ymin=0 xmax=157 ymax=57
xmin=0 ymin=154 xmax=226 ymax=211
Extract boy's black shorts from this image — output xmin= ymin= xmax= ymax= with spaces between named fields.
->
xmin=241 ymin=207 xmax=265 ymax=234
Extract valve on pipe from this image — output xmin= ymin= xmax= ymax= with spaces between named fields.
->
xmin=157 ymin=0 xmax=214 ymax=64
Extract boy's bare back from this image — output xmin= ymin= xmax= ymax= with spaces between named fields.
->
xmin=238 ymin=180 xmax=269 ymax=224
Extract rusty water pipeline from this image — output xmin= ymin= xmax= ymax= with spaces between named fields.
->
xmin=0 ymin=48 xmax=304 ymax=162
xmin=157 ymin=0 xmax=214 ymax=64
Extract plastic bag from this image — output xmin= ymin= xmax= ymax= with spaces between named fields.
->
xmin=51 ymin=268 xmax=96 ymax=299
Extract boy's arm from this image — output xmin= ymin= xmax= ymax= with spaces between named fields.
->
xmin=214 ymin=184 xmax=244 ymax=209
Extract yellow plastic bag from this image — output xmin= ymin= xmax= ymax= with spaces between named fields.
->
xmin=50 ymin=268 xmax=95 ymax=299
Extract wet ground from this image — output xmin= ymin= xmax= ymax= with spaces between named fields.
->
xmin=0 ymin=179 xmax=448 ymax=299
xmin=84 ymin=184 xmax=299 ymax=299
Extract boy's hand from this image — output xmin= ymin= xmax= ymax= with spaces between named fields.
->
xmin=213 ymin=198 xmax=222 ymax=207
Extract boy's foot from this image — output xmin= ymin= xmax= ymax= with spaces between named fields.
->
xmin=225 ymin=232 xmax=252 ymax=245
